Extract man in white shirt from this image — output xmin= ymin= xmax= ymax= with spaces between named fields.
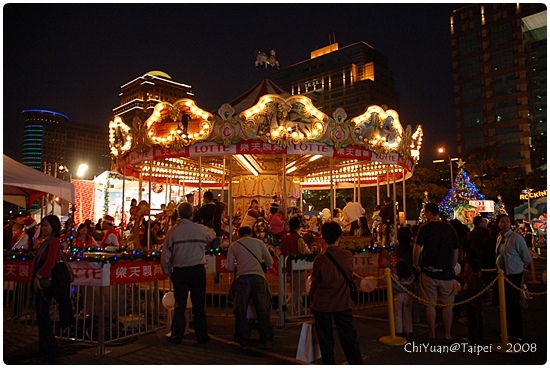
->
xmin=342 ymin=197 xmax=365 ymax=235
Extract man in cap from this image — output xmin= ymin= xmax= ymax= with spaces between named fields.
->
xmin=100 ymin=214 xmax=121 ymax=250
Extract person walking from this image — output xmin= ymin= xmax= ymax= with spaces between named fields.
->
xmin=309 ymin=221 xmax=363 ymax=364
xmin=226 ymin=226 xmax=274 ymax=349
xmin=495 ymin=213 xmax=531 ymax=341
xmin=161 ymin=202 xmax=215 ymax=345
xmin=412 ymin=203 xmax=459 ymax=343
xmin=342 ymin=197 xmax=365 ymax=236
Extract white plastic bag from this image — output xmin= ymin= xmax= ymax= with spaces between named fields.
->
xmin=296 ymin=321 xmax=321 ymax=362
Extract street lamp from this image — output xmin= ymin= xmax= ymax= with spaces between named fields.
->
xmin=438 ymin=147 xmax=453 ymax=186
xmin=76 ymin=164 xmax=88 ymax=178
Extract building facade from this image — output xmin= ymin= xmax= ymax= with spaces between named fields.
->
xmin=22 ymin=109 xmax=111 ymax=178
xmin=271 ymin=41 xmax=400 ymax=118
xmin=450 ymin=3 xmax=547 ymax=173
xmin=112 ymin=70 xmax=194 ymax=125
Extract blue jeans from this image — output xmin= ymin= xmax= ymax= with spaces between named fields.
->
xmin=233 ymin=274 xmax=273 ymax=344
xmin=170 ymin=265 xmax=209 ymax=342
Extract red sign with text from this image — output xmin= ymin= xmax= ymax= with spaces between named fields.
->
xmin=4 ymin=260 xmax=32 ymax=282
xmin=109 ymin=260 xmax=167 ymax=285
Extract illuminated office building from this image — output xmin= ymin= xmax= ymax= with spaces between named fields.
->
xmin=450 ymin=3 xmax=546 ymax=172
xmin=22 ymin=109 xmax=110 ymax=178
xmin=112 ymin=70 xmax=194 ymax=124
xmin=272 ymin=41 xmax=400 ymax=117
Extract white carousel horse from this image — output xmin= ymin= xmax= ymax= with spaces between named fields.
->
xmin=255 ymin=50 xmax=279 ymax=69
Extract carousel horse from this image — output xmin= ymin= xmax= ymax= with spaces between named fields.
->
xmin=126 ymin=200 xmax=150 ymax=248
xmin=255 ymin=50 xmax=279 ymax=69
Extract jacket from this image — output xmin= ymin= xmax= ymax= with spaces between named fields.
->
xmin=495 ymin=229 xmax=531 ymax=275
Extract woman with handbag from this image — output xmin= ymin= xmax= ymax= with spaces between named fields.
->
xmin=309 ymin=222 xmax=363 ymax=364
xmin=31 ymin=215 xmax=74 ymax=363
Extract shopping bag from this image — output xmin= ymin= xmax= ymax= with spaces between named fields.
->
xmin=296 ymin=321 xmax=321 ymax=362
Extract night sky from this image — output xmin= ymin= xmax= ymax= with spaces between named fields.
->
xmin=3 ymin=3 xmax=464 ymax=167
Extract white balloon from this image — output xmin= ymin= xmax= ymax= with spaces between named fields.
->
xmin=359 ymin=277 xmax=378 ymax=292
xmin=162 ymin=292 xmax=175 ymax=309
xmin=454 ymin=262 xmax=461 ymax=276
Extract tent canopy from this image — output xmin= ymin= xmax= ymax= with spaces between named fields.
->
xmin=3 ymin=154 xmax=75 ymax=208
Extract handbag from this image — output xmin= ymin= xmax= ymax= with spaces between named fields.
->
xmin=324 ymin=251 xmax=358 ymax=302
xmin=296 ymin=321 xmax=321 ymax=362
xmin=238 ymin=241 xmax=268 ymax=273
xmin=52 ymin=248 xmax=75 ymax=284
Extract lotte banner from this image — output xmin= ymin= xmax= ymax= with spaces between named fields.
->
xmin=110 ymin=260 xmax=167 ymax=285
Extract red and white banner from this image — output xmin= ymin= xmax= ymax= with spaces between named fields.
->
xmin=109 ymin=260 xmax=167 ymax=285
xmin=4 ymin=260 xmax=32 ymax=282
xmin=71 ymin=261 xmax=111 ymax=286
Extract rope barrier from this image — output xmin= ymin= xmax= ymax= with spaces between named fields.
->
xmin=389 ymin=269 xmax=546 ymax=308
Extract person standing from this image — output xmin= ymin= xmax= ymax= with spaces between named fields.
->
xmin=11 ymin=216 xmax=37 ymax=251
xmin=31 ymin=215 xmax=74 ymax=364
xmin=342 ymin=197 xmax=365 ymax=236
xmin=459 ymin=259 xmax=485 ymax=343
xmin=495 ymin=213 xmax=531 ymax=341
xmin=392 ymin=259 xmax=415 ymax=337
xmin=378 ymin=197 xmax=395 ymax=244
xmin=227 ymin=226 xmax=274 ymax=349
xmin=100 ymin=215 xmax=121 ymax=251
xmin=466 ymin=216 xmax=490 ymax=260
xmin=309 ymin=222 xmax=363 ymax=365
xmin=161 ymin=202 xmax=215 ymax=345
xmin=280 ymin=217 xmax=311 ymax=314
xmin=193 ymin=191 xmax=216 ymax=229
xmin=412 ymin=203 xmax=459 ymax=342
xmin=74 ymin=223 xmax=99 ymax=248
xmin=4 ymin=212 xmax=25 ymax=251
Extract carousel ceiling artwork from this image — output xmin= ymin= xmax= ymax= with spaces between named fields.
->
xmin=108 ymin=79 xmax=423 ymax=189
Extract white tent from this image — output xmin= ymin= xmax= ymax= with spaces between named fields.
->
xmin=3 ymin=154 xmax=75 ymax=208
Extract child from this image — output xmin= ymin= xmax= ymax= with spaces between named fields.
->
xmin=392 ymin=259 xmax=415 ymax=336
xmin=460 ymin=259 xmax=485 ymax=343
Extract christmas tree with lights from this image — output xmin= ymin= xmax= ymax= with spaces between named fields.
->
xmin=418 ymin=191 xmax=429 ymax=224
xmin=439 ymin=159 xmax=486 ymax=222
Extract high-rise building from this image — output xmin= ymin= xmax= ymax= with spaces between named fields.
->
xmin=22 ymin=109 xmax=111 ymax=178
xmin=450 ymin=3 xmax=547 ymax=173
xmin=112 ymin=70 xmax=194 ymax=124
xmin=271 ymin=41 xmax=400 ymax=117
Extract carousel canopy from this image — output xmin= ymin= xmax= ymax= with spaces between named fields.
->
xmin=108 ymin=79 xmax=423 ymax=191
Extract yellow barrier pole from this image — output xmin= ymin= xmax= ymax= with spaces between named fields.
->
xmin=378 ymin=268 xmax=407 ymax=346
xmin=492 ymin=270 xmax=520 ymax=354
xmin=527 ymin=255 xmax=541 ymax=285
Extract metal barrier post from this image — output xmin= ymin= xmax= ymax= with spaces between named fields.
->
xmin=492 ymin=270 xmax=520 ymax=354
xmin=277 ymin=255 xmax=285 ymax=327
xmin=527 ymin=254 xmax=541 ymax=285
xmin=96 ymin=285 xmax=105 ymax=357
xmin=378 ymin=268 xmax=406 ymax=346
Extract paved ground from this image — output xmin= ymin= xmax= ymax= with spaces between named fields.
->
xmin=4 ymin=251 xmax=547 ymax=365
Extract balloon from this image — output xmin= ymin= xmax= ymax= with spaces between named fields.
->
xmin=454 ymin=262 xmax=461 ymax=276
xmin=359 ymin=277 xmax=378 ymax=292
xmin=162 ymin=292 xmax=175 ymax=309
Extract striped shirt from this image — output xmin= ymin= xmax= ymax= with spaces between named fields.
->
xmin=161 ymin=219 xmax=216 ymax=275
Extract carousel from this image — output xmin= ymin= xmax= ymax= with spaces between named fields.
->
xmin=108 ymin=78 xmax=424 ymax=248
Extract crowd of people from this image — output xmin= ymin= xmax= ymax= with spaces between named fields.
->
xmin=3 ymin=192 xmax=537 ymax=364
